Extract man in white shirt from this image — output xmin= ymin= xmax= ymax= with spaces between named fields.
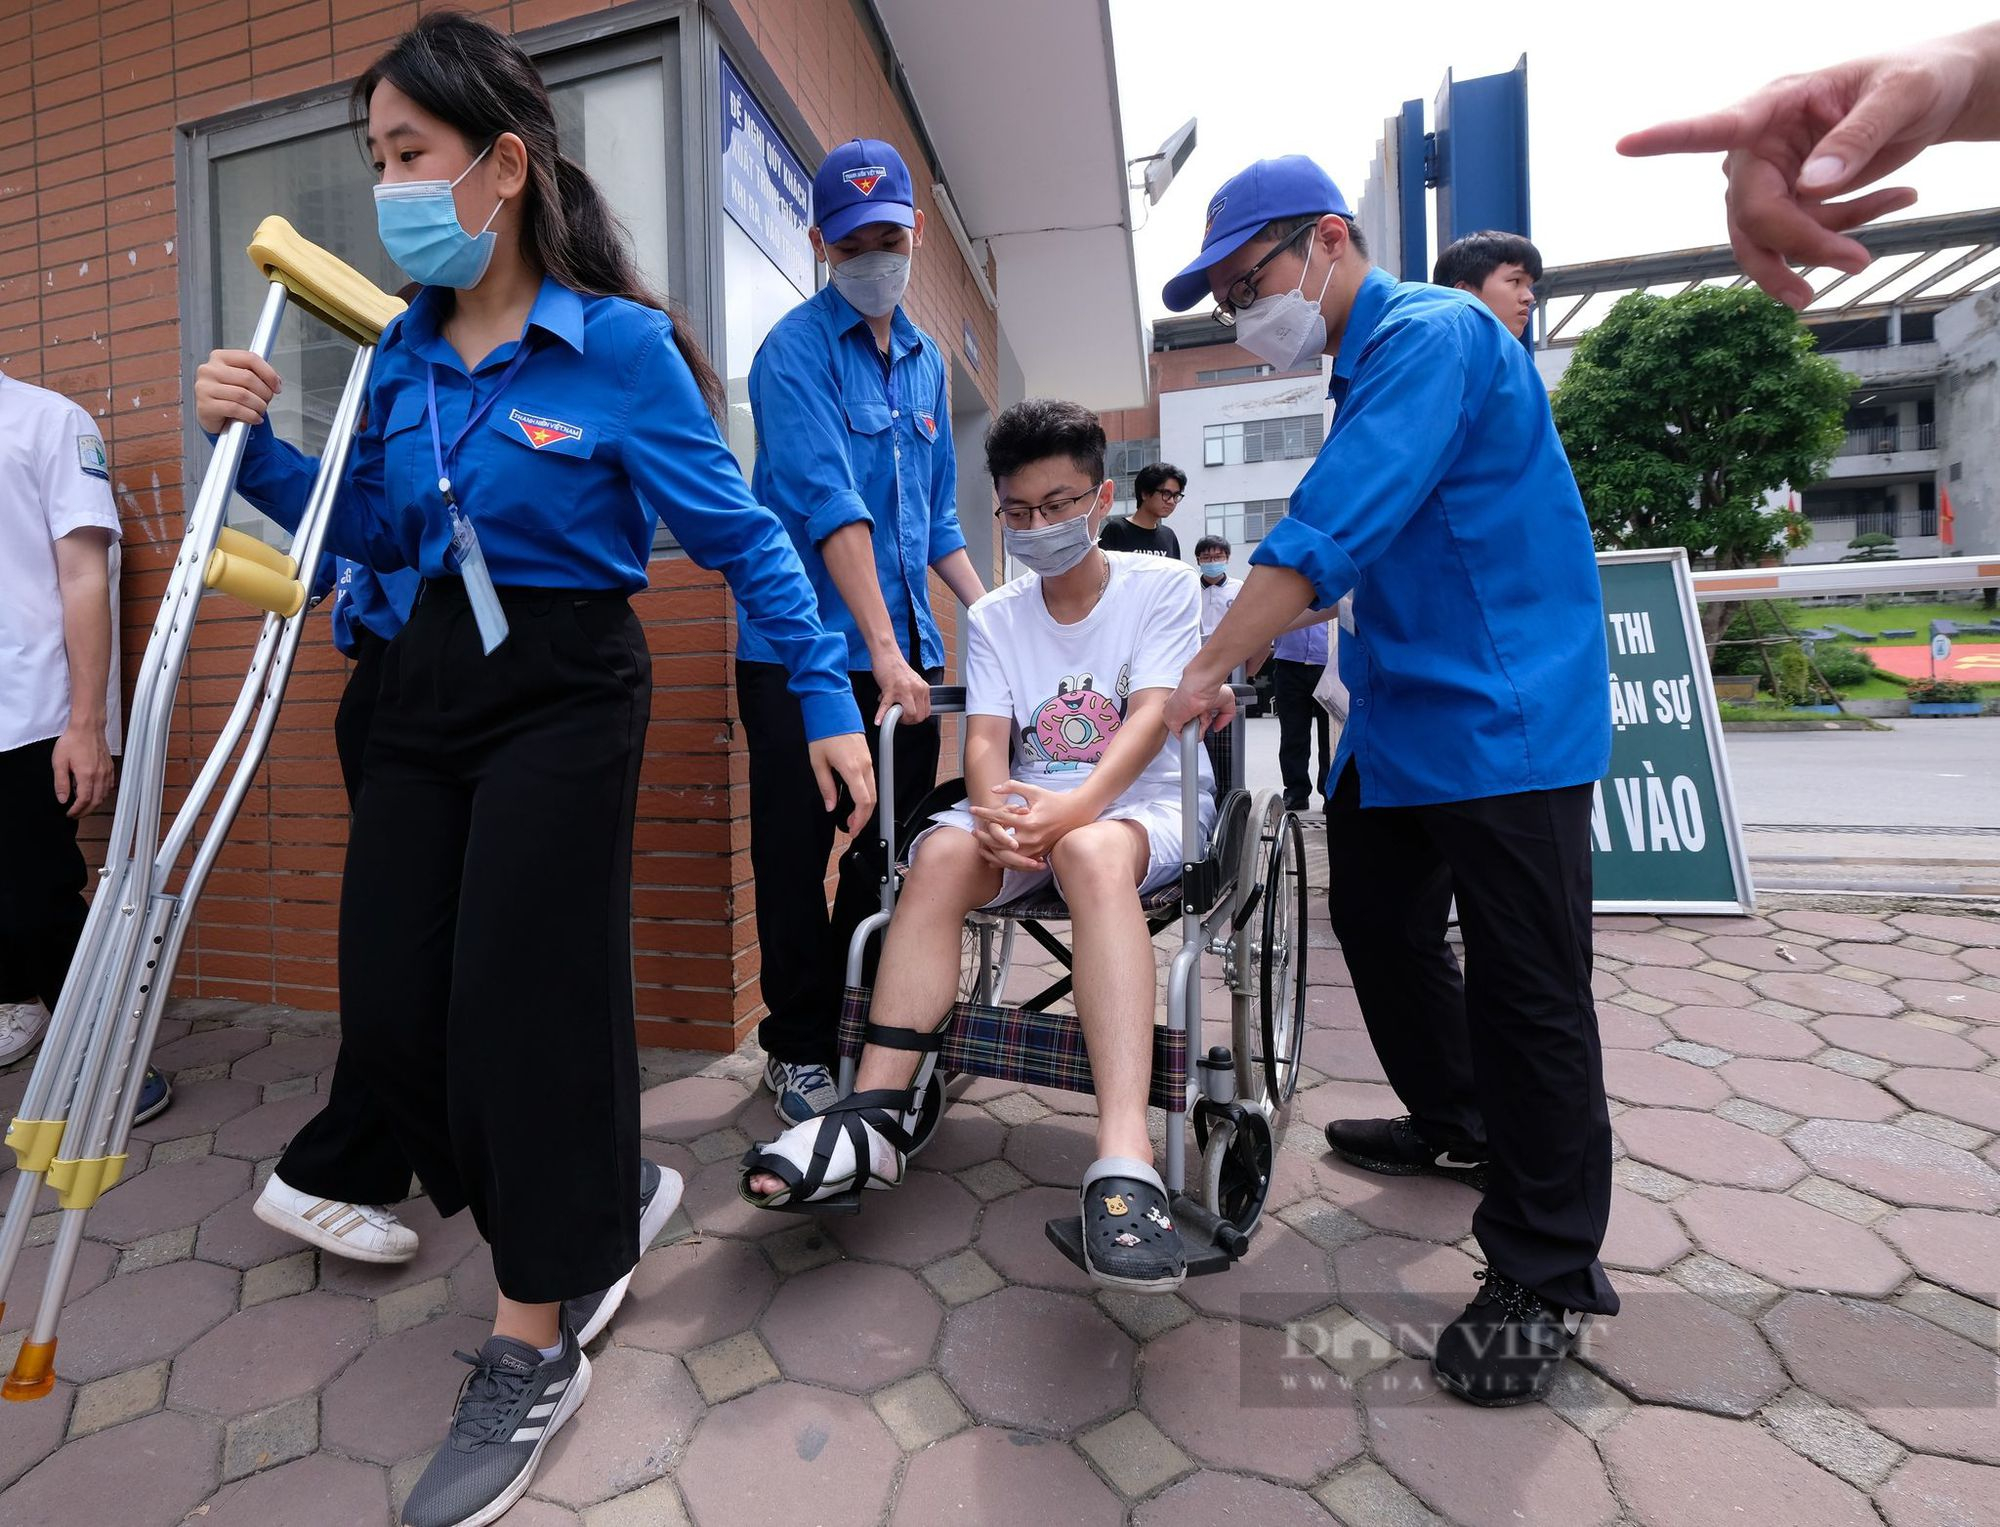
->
xmin=1195 ymin=534 xmax=1241 ymax=637
xmin=0 ymin=372 xmax=169 ymax=1120
xmin=742 ymin=400 xmax=1213 ymax=1294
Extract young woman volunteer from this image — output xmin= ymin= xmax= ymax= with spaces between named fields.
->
xmin=194 ymin=15 xmax=873 ymax=1524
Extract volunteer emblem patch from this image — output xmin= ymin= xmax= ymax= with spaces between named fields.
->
xmin=916 ymin=411 xmax=937 ymax=440
xmin=843 ymin=166 xmax=888 ymax=197
xmin=508 ymin=408 xmax=583 ymax=450
xmin=77 ymin=433 xmax=108 ymax=480
xmin=1203 ymin=195 xmax=1225 ymax=238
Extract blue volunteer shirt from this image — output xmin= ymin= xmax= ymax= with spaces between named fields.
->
xmin=1271 ymin=618 xmax=1328 ymax=666
xmin=741 ymin=284 xmax=964 ymax=671
xmin=325 ymin=558 xmax=419 ymax=655
xmin=228 ymin=277 xmax=862 ymax=740
xmin=1252 ymin=267 xmax=1611 ymax=807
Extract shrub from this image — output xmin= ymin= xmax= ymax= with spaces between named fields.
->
xmin=1808 ymin=644 xmax=1877 ymax=688
xmin=1908 ymin=679 xmax=1979 ymax=704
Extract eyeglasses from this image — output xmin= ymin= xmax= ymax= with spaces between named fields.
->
xmin=995 ymin=486 xmax=1098 ymax=531
xmin=1212 ymin=223 xmax=1313 ymax=328
xmin=1151 ymin=489 xmax=1186 ymax=504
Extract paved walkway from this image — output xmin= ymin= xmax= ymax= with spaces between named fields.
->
xmin=3 ymin=883 xmax=1999 ymax=1525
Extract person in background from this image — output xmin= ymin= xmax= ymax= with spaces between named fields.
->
xmin=1433 ymin=230 xmax=1541 ymax=340
xmin=742 ymin=136 xmax=986 ymax=1130
xmin=1194 ymin=533 xmax=1243 ymax=794
xmin=0 ymin=367 xmax=171 ymax=1124
xmin=1098 ymin=462 xmax=1185 ymax=559
xmin=1268 ymin=607 xmax=1330 ymax=812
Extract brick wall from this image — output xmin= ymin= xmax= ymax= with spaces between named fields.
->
xmin=2 ymin=0 xmax=1000 ymax=1051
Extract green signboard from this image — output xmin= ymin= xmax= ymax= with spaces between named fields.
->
xmin=1592 ymin=549 xmax=1755 ymax=914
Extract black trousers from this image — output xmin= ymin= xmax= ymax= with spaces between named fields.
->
xmin=738 ymin=658 xmax=941 ymax=1068
xmin=1271 ymin=658 xmax=1331 ymax=809
xmin=274 ymin=630 xmax=417 ymax=1207
xmin=337 ymin=582 xmax=650 ymax=1303
xmin=0 ymin=737 xmax=89 ymax=1011
xmin=1324 ymin=762 xmax=1618 ymax=1315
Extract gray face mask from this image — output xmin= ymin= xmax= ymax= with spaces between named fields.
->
xmin=829 ymin=250 xmax=910 ymax=317
xmin=1004 ymin=512 xmax=1097 ymax=577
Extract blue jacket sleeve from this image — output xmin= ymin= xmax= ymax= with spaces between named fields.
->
xmin=1252 ymin=309 xmax=1472 ymax=607
xmin=747 ymin=320 xmax=873 ymax=548
xmin=926 ymin=362 xmax=966 ymax=565
xmin=622 ymin=317 xmax=862 ymax=741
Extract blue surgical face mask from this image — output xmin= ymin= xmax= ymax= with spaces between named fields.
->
xmin=374 ymin=143 xmax=504 ymax=290
xmin=1199 ymin=561 xmax=1228 ymax=584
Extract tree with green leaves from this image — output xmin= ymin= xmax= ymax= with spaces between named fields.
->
xmin=1552 ymin=287 xmax=1849 ymax=642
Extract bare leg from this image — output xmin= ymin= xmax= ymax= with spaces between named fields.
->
xmin=749 ymin=827 xmax=999 ymax=1196
xmin=1049 ymin=820 xmax=1155 ymax=1165
xmin=494 ymin=1295 xmax=560 ymax=1350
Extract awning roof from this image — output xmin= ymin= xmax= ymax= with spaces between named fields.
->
xmin=871 ymin=0 xmax=1149 ymax=411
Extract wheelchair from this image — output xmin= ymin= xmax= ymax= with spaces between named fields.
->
xmin=833 ymin=684 xmax=1309 ymax=1279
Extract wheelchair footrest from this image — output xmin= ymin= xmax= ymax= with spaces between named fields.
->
xmin=1043 ymin=1194 xmax=1247 ymax=1281
xmin=764 ymin=1187 xmax=865 ymax=1216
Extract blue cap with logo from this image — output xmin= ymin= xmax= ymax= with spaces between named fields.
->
xmin=1161 ymin=155 xmax=1352 ymax=312
xmin=813 ymin=138 xmax=917 ymax=243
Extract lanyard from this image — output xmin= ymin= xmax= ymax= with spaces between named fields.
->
xmin=426 ymin=343 xmax=535 ymax=503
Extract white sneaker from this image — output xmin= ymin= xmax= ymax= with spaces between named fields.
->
xmin=253 ymin=1172 xmax=420 ymax=1264
xmin=0 ymin=1003 xmax=48 ymax=1066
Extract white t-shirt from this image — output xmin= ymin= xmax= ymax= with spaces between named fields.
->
xmin=1199 ymin=574 xmax=1241 ymax=639
xmin=965 ymin=551 xmax=1212 ymax=810
xmin=0 ymin=372 xmax=123 ymax=754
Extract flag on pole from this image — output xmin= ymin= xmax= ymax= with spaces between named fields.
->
xmin=1940 ymin=487 xmax=1957 ymax=547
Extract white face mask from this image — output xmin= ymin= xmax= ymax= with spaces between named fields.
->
xmin=1233 ymin=242 xmax=1335 ymax=371
xmin=829 ymin=250 xmax=911 ymax=317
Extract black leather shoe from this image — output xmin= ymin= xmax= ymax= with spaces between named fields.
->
xmin=1323 ymin=1114 xmax=1489 ymax=1190
xmin=1432 ymin=1269 xmax=1587 ymax=1406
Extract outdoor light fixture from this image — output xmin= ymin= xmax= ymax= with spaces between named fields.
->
xmin=1130 ymin=117 xmax=1198 ymax=205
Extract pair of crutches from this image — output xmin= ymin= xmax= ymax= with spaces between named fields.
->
xmin=0 ymin=220 xmax=402 ymax=1400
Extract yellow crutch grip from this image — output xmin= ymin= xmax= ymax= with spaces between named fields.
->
xmin=45 ymin=1153 xmax=128 ymax=1209
xmin=204 ymin=548 xmax=306 ymax=617
xmin=3 ymin=1117 xmax=65 ymax=1173
xmin=246 ymin=215 xmax=406 ymax=347
xmin=3 ymin=1339 xmax=57 ymax=1402
xmin=214 ymin=525 xmax=297 ymax=579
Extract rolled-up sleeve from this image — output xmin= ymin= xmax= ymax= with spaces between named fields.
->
xmin=1252 ymin=312 xmax=1470 ymax=608
xmin=747 ymin=321 xmax=873 ymax=548
xmin=926 ymin=365 xmax=966 ymax=564
xmin=624 ymin=317 xmax=862 ymax=741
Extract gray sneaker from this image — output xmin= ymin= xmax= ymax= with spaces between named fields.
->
xmin=764 ymin=1056 xmax=839 ymax=1126
xmin=400 ymin=1329 xmax=590 ymax=1527
xmin=563 ymin=1157 xmax=684 ymax=1346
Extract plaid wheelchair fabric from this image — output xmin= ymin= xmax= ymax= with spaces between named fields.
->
xmin=839 ymin=987 xmax=1188 ymax=1114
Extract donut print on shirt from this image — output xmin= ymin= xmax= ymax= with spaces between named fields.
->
xmin=1024 ymin=665 xmax=1132 ymax=770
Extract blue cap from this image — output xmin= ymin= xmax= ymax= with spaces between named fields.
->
xmin=1161 ymin=156 xmax=1352 ymax=312
xmin=813 ymin=138 xmax=917 ymax=243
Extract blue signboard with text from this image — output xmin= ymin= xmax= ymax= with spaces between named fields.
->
xmin=720 ymin=54 xmax=814 ymax=297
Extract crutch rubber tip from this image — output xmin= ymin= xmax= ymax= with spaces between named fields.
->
xmin=3 ymin=1339 xmax=57 ymax=1401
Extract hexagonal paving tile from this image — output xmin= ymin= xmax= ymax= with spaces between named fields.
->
xmin=913 ymin=1108 xmax=1006 ymax=1172
xmin=1812 ymin=1013 xmax=1988 ymax=1069
xmin=1179 ymin=1217 xmax=1330 ymax=1325
xmin=1772 ymin=909 xmax=1902 ymax=943
xmin=891 ymin=1427 xmax=1124 ymax=1527
xmin=0 ymin=1374 xmax=70 ymax=1491
xmin=193 ymin=1450 xmax=389 ymax=1526
xmin=320 ymin=1312 xmax=492 ymax=1464
xmin=1749 ymin=970 xmax=1905 ymax=1016
xmin=1304 ymin=1026 xmax=1391 ymax=1083
xmin=1597 ymin=1006 xmax=1672 ymax=1049
xmin=612 ymin=1235 xmax=776 ymax=1353
xmin=55 ymin=1257 xmax=240 ymax=1382
xmin=227 ymin=1033 xmax=341 ymax=1085
xmin=1877 ymin=1207 xmax=2000 ymax=1307
xmin=1140 ymin=1316 xmax=1363 ymax=1484
xmin=150 ymin=1026 xmax=270 ymax=1074
xmin=680 ymin=1155 xmax=798 ymax=1241
xmin=1601 ymin=1050 xmax=1732 ymax=1110
xmin=1697 ymin=934 xmax=1831 ymax=972
xmin=1716 ymin=1059 xmax=1901 ymax=1123
xmin=1891 ymin=912 xmax=2000 ymax=947
xmin=1884 ymin=1067 xmax=2000 ymax=1131
xmin=1001 ymin=1114 xmax=1099 ymax=1186
xmin=533 ymin=1344 xmax=701 ymax=1508
xmin=1664 ymin=1005 xmax=1820 ymax=1059
xmin=827 ymin=1169 xmax=979 ymax=1268
xmin=638 ymin=1075 xmax=752 ymax=1143
xmin=209 ymin=1093 xmax=326 ymax=1161
xmin=192 ymin=1189 xmax=312 ymax=1271
xmin=972 ymin=1185 xmax=1093 ymax=1292
xmin=1602 ymin=1404 xmax=1879 ymax=1527
xmin=1580 ymin=1272 xmax=1786 ymax=1416
xmin=1673 ymin=1185 xmax=1907 ymax=1296
xmin=1596 ymin=930 xmax=1706 ymax=967
xmin=1622 ymin=967 xmax=1754 ymax=1009
xmin=679 ymin=1381 xmax=897 ymax=1527
xmin=1614 ymin=1109 xmax=1805 ymax=1189
xmin=1330 ymin=1235 xmax=1483 ymax=1358
xmin=1764 ymin=1292 xmax=2000 ymax=1464
xmin=1874 ymin=1455 xmax=2000 ymax=1527
xmin=317 ymin=1194 xmax=483 ymax=1298
xmin=1601 ymin=1185 xmax=1692 ymax=1273
xmin=0 ymin=1239 xmax=117 ymax=1333
xmin=1789 ymin=1118 xmax=2000 ymax=1212
xmin=1825 ymin=942 xmax=1972 ymax=981
xmin=84 ymin=1153 xmax=250 ymax=1245
xmin=1319 ymin=1157 xmax=1481 ymax=1243
xmin=1134 ymin=1469 xmax=1337 ymax=1527
xmin=1294 ymin=1079 xmax=1406 ymax=1133
xmin=2 ymin=1410 xmax=220 ymax=1527
xmin=128 ymin=1076 xmax=263 ymax=1142
xmin=1893 ymin=979 xmax=2000 ymax=1023
xmin=760 ymin=1260 xmax=940 ymax=1392
xmin=937 ymin=1285 xmax=1131 ymax=1434
xmin=167 ymin=1290 xmax=373 ymax=1417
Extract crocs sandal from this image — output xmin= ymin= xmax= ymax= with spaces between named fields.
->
xmin=738 ymin=1021 xmax=946 ymax=1212
xmin=1079 ymin=1156 xmax=1186 ymax=1293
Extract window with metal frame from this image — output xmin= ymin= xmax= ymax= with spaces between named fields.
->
xmin=1201 ymin=413 xmax=1323 ymax=467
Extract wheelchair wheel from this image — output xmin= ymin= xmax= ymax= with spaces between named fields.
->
xmin=959 ymin=920 xmax=1015 ymax=1005
xmin=1258 ymin=808 xmax=1308 ymax=1108
xmin=1194 ymin=1100 xmax=1274 ymax=1237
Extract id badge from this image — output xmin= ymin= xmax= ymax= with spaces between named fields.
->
xmin=445 ymin=503 xmax=510 ymax=654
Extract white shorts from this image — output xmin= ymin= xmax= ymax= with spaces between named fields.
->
xmin=910 ymin=791 xmax=1218 ymax=908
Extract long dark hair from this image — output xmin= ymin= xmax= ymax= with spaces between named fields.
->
xmin=355 ymin=11 xmax=726 ymax=417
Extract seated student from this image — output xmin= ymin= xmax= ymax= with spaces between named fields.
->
xmin=741 ymin=399 xmax=1215 ymax=1292
xmin=1432 ymin=229 xmax=1542 ymax=339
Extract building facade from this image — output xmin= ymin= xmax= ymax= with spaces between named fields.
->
xmin=2 ymin=0 xmax=1146 ymax=1050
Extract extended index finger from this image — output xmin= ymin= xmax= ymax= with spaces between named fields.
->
xmin=1617 ymin=106 xmax=1755 ymax=160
